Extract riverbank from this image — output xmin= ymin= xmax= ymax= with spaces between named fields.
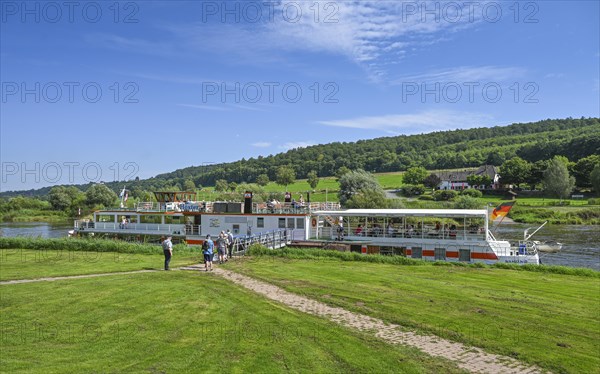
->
xmin=0 ymin=211 xmax=70 ymax=223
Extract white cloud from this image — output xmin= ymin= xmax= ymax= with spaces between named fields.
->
xmin=392 ymin=66 xmax=526 ymax=85
xmin=252 ymin=142 xmax=272 ymax=148
xmin=164 ymin=1 xmax=491 ymax=82
xmin=318 ymin=110 xmax=493 ymax=134
xmin=278 ymin=141 xmax=316 ymax=150
xmin=177 ymin=103 xmax=229 ymax=111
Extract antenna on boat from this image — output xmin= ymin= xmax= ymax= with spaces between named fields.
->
xmin=524 ymin=221 xmax=548 ymax=241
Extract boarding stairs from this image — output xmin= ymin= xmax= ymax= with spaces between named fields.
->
xmin=231 ymin=229 xmax=292 ymax=256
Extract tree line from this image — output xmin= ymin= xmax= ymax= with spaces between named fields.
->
xmin=1 ymin=117 xmax=598 ymax=203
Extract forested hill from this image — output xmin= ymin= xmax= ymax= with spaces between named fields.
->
xmin=147 ymin=117 xmax=599 ymax=185
xmin=4 ymin=117 xmax=600 ymax=197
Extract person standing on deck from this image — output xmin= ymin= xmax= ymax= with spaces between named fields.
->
xmin=387 ymin=222 xmax=395 ymax=237
xmin=202 ymin=235 xmax=214 ymax=271
xmin=162 ymin=236 xmax=173 ymax=271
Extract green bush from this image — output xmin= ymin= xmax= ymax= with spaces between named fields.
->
xmin=433 ymin=190 xmax=458 ymax=201
xmin=460 ymin=189 xmax=483 ymax=198
xmin=453 ymin=195 xmax=482 ymax=209
xmin=587 ymin=198 xmax=600 ymax=205
xmin=418 ymin=195 xmax=434 ymax=201
xmin=401 ymin=184 xmax=426 ymax=197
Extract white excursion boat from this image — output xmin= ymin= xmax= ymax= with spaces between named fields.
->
xmin=73 ymin=191 xmax=540 ymax=265
xmin=310 ymin=209 xmax=539 ymax=265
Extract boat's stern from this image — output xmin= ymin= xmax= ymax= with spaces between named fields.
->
xmin=490 ymin=240 xmax=540 ymax=265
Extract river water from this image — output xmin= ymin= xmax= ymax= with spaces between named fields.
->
xmin=1 ymin=221 xmax=598 ymax=270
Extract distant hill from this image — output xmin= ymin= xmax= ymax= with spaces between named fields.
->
xmin=2 ymin=117 xmax=598 ymax=198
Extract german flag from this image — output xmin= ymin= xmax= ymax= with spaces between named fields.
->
xmin=491 ymin=202 xmax=515 ymax=220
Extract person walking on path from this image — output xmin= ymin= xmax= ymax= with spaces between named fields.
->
xmin=216 ymin=231 xmax=227 ymax=264
xmin=226 ymin=229 xmax=234 ymax=260
xmin=202 ymin=235 xmax=214 ymax=271
xmin=162 ymin=236 xmax=173 ymax=270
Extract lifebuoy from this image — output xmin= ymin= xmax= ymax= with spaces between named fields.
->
xmin=311 ymin=218 xmax=317 ymax=227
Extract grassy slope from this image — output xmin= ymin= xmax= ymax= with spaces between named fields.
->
xmin=226 ymin=258 xmax=600 ymax=374
xmin=0 ymin=271 xmax=464 ymax=373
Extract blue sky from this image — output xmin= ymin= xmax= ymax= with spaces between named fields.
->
xmin=1 ymin=0 xmax=599 ymax=191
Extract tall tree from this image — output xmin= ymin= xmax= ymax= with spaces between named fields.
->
xmin=256 ymin=174 xmax=270 ymax=186
xmin=338 ymin=170 xmax=384 ymax=206
xmin=48 ymin=186 xmax=73 ymax=211
xmin=590 ymin=164 xmax=600 ymax=195
xmin=183 ymin=179 xmax=196 ymax=191
xmin=307 ymin=170 xmax=320 ymax=190
xmin=276 ymin=166 xmax=296 ymax=191
xmin=403 ymin=166 xmax=428 ymax=185
xmin=423 ymin=173 xmax=441 ymax=190
xmin=214 ymin=179 xmax=228 ymax=192
xmin=525 ymin=160 xmax=548 ymax=190
xmin=500 ymin=157 xmax=531 ymax=188
xmin=335 ymin=166 xmax=351 ymax=180
xmin=85 ymin=184 xmax=118 ymax=208
xmin=573 ymin=155 xmax=600 ymax=188
xmin=345 ymin=187 xmax=388 ymax=209
xmin=543 ymin=156 xmax=575 ymax=199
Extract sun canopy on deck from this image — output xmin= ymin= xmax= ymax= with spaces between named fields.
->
xmin=312 ymin=209 xmax=488 ymax=218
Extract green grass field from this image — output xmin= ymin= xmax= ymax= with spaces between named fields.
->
xmin=225 ymin=257 xmax=600 ymax=374
xmin=0 ymin=252 xmax=463 ymax=373
xmin=0 ymin=249 xmax=200 ymax=281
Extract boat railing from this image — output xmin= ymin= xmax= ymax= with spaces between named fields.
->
xmin=511 ymin=241 xmax=538 ymax=256
xmin=135 ymin=201 xmax=209 ymax=213
xmin=78 ymin=221 xmax=186 ymax=235
xmin=319 ymin=223 xmax=486 ymax=242
xmin=309 ymin=202 xmax=341 ymax=211
xmin=74 ymin=220 xmax=95 ymax=229
xmin=185 ymin=224 xmax=201 ymax=236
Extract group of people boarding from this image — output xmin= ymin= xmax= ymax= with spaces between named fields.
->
xmin=160 ymin=230 xmax=234 ymax=271
xmin=200 ymin=230 xmax=234 ymax=271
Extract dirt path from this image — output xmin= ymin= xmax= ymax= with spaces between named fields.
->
xmin=0 ymin=269 xmax=158 ymax=285
xmin=211 ymin=266 xmax=545 ymax=374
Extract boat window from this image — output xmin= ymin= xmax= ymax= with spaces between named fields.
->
xmin=287 ymin=218 xmax=295 ymax=229
xmin=125 ymin=216 xmax=138 ymax=223
xmin=164 ymin=216 xmax=183 ymax=224
xmin=296 ymin=218 xmax=305 ymax=229
xmin=96 ymin=214 xmax=115 ymax=222
xmin=140 ymin=215 xmax=162 ymax=224
xmin=434 ymin=248 xmax=446 ymax=261
xmin=257 ymin=217 xmax=264 ymax=228
xmin=459 ymin=249 xmax=471 ymax=262
xmin=278 ymin=218 xmax=286 ymax=229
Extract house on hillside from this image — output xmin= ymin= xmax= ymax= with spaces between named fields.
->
xmin=436 ymin=165 xmax=500 ymax=190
